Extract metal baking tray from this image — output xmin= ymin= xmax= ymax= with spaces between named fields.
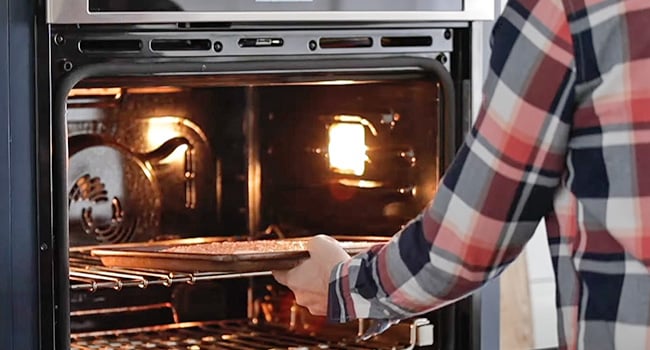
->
xmin=90 ymin=236 xmax=389 ymax=273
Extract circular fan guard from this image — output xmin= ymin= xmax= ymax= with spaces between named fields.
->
xmin=67 ymin=137 xmax=161 ymax=246
xmin=69 ymin=174 xmax=137 ymax=244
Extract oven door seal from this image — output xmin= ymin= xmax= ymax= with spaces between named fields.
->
xmin=51 ymin=56 xmax=456 ymax=349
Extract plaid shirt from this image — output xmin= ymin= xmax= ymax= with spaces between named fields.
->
xmin=328 ymin=0 xmax=650 ymax=348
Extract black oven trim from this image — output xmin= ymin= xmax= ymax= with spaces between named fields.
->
xmin=49 ymin=56 xmax=456 ymax=349
xmin=0 ymin=0 xmax=39 ymax=349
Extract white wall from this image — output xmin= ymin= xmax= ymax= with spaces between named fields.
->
xmin=525 ymin=222 xmax=558 ymax=349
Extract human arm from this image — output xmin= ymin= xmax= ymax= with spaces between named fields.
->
xmin=327 ymin=0 xmax=577 ymax=322
xmin=273 ymin=0 xmax=577 ymax=322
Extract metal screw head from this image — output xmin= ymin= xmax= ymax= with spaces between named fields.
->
xmin=444 ymin=29 xmax=452 ymax=40
xmin=62 ymin=60 xmax=74 ymax=72
xmin=308 ymin=40 xmax=317 ymax=51
xmin=53 ymin=34 xmax=64 ymax=46
xmin=214 ymin=41 xmax=223 ymax=52
xmin=40 ymin=243 xmax=48 ymax=251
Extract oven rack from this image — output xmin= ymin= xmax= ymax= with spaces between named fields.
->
xmin=69 ymin=251 xmax=271 ymax=292
xmin=71 ymin=319 xmax=416 ymax=350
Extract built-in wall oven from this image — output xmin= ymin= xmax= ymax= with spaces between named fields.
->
xmin=5 ymin=0 xmax=496 ymax=349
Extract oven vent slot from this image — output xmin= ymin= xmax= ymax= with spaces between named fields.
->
xmin=380 ymin=36 xmax=433 ymax=48
xmin=78 ymin=39 xmax=143 ymax=53
xmin=150 ymin=39 xmax=212 ymax=51
xmin=319 ymin=36 xmax=373 ymax=49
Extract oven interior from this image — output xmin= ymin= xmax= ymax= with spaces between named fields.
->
xmin=52 ymin=25 xmax=472 ymax=350
xmin=66 ymin=74 xmax=441 ymax=246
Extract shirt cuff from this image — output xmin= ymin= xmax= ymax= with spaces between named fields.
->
xmin=326 ymin=253 xmax=400 ymax=323
xmin=327 ymin=260 xmax=357 ymax=323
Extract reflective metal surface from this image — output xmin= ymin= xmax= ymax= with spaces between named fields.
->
xmin=88 ymin=0 xmax=462 ymax=12
xmin=69 ymin=247 xmax=272 ymax=292
xmin=47 ymin=0 xmax=495 ymax=23
xmin=70 ymin=319 xmax=423 ymax=350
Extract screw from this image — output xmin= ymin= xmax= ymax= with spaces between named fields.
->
xmin=436 ymin=54 xmax=448 ymax=64
xmin=214 ymin=41 xmax=223 ymax=52
xmin=62 ymin=60 xmax=73 ymax=72
xmin=53 ymin=34 xmax=64 ymax=46
xmin=308 ymin=40 xmax=317 ymax=51
xmin=40 ymin=243 xmax=48 ymax=251
xmin=444 ymin=29 xmax=452 ymax=40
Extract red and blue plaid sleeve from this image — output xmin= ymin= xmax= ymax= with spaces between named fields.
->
xmin=328 ymin=0 xmax=577 ymax=322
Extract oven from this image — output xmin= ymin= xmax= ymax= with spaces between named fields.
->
xmin=0 ymin=0 xmax=498 ymax=349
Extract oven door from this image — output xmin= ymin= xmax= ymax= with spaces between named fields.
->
xmin=46 ymin=0 xmax=495 ymax=24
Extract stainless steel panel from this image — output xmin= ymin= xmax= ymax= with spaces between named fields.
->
xmin=88 ymin=0 xmax=462 ymax=12
xmin=57 ymin=28 xmax=454 ymax=58
xmin=47 ymin=0 xmax=495 ymax=24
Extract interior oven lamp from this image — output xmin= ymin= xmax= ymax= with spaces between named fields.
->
xmin=328 ymin=115 xmax=375 ymax=176
xmin=147 ymin=117 xmax=190 ymax=164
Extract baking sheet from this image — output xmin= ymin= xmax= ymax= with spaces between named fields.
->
xmin=90 ymin=236 xmax=389 ymax=273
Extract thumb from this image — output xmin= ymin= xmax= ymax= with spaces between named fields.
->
xmin=308 ymin=235 xmax=350 ymax=262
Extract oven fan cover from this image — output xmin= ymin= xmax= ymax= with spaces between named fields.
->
xmin=68 ymin=137 xmax=161 ymax=246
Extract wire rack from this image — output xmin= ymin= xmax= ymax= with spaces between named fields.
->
xmin=71 ymin=319 xmax=416 ymax=350
xmin=69 ymin=250 xmax=271 ymax=292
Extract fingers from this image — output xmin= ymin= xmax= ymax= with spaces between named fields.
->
xmin=270 ymin=236 xmax=345 ymax=318
xmin=271 ymin=269 xmax=288 ymax=286
xmin=273 ymin=260 xmax=308 ymax=288
xmin=308 ymin=235 xmax=350 ymax=263
xmin=293 ymin=291 xmax=328 ymax=316
xmin=274 ymin=266 xmax=328 ymax=317
xmin=308 ymin=234 xmax=340 ymax=251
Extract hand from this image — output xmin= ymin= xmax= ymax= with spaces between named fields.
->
xmin=272 ymin=235 xmax=351 ymax=316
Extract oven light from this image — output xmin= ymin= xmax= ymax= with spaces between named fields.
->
xmin=311 ymin=79 xmax=357 ymax=85
xmin=328 ymin=122 xmax=367 ymax=176
xmin=147 ymin=118 xmax=188 ymax=164
xmin=338 ymin=179 xmax=384 ymax=188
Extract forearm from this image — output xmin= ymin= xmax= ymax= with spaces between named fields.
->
xmin=328 ymin=214 xmax=475 ymax=322
xmin=326 ymin=0 xmax=576 ymax=323
xmin=327 ymin=179 xmax=540 ymax=322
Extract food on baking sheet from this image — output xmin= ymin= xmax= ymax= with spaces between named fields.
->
xmin=162 ymin=240 xmax=309 ymax=255
xmin=161 ymin=239 xmax=381 ymax=255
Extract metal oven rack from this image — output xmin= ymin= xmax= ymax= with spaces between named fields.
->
xmin=69 ymin=250 xmax=271 ymax=292
xmin=71 ymin=319 xmax=423 ymax=350
xmin=68 ymin=249 xmax=435 ymax=350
